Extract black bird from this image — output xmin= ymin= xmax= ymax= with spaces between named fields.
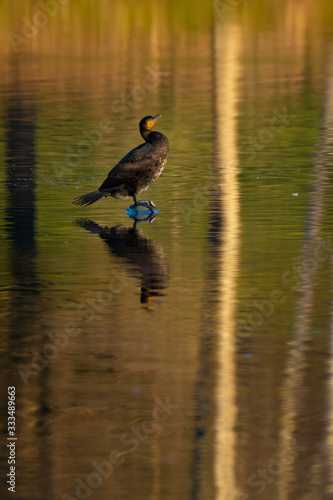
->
xmin=73 ymin=114 xmax=169 ymax=207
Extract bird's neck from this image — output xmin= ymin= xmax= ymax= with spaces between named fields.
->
xmin=140 ymin=129 xmax=152 ymax=142
xmin=141 ymin=130 xmax=164 ymax=145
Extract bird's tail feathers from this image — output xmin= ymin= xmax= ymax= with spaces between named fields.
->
xmin=72 ymin=190 xmax=105 ymax=207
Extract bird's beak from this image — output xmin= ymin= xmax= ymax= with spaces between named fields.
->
xmin=148 ymin=114 xmax=162 ymax=128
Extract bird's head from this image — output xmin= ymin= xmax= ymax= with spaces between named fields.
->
xmin=139 ymin=114 xmax=162 ymax=134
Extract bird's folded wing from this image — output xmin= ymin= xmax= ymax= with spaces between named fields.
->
xmin=99 ymin=143 xmax=156 ymax=191
xmin=116 ymin=142 xmax=155 ymax=166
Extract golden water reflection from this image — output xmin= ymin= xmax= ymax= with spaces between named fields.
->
xmin=214 ymin=21 xmax=241 ymax=500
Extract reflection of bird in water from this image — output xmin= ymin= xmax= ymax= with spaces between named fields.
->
xmin=73 ymin=115 xmax=169 ymax=208
xmin=75 ymin=219 xmax=169 ymax=305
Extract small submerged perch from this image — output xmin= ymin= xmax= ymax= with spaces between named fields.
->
xmin=126 ymin=200 xmax=159 ymax=223
xmin=73 ymin=115 xmax=169 ymax=212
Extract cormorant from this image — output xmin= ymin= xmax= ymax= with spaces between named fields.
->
xmin=73 ymin=114 xmax=169 ymax=207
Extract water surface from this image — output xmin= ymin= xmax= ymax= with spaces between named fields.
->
xmin=1 ymin=1 xmax=333 ymax=499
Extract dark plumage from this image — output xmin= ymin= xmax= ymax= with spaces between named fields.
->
xmin=73 ymin=114 xmax=169 ymax=207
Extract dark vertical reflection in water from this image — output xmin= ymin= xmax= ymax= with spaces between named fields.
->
xmin=327 ymin=258 xmax=333 ymax=496
xmin=3 ymin=55 xmax=53 ymax=499
xmin=279 ymin=47 xmax=333 ymax=500
xmin=190 ymin=24 xmax=222 ymax=500
xmin=190 ymin=196 xmax=221 ymax=500
xmin=4 ymin=56 xmax=37 ymax=328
